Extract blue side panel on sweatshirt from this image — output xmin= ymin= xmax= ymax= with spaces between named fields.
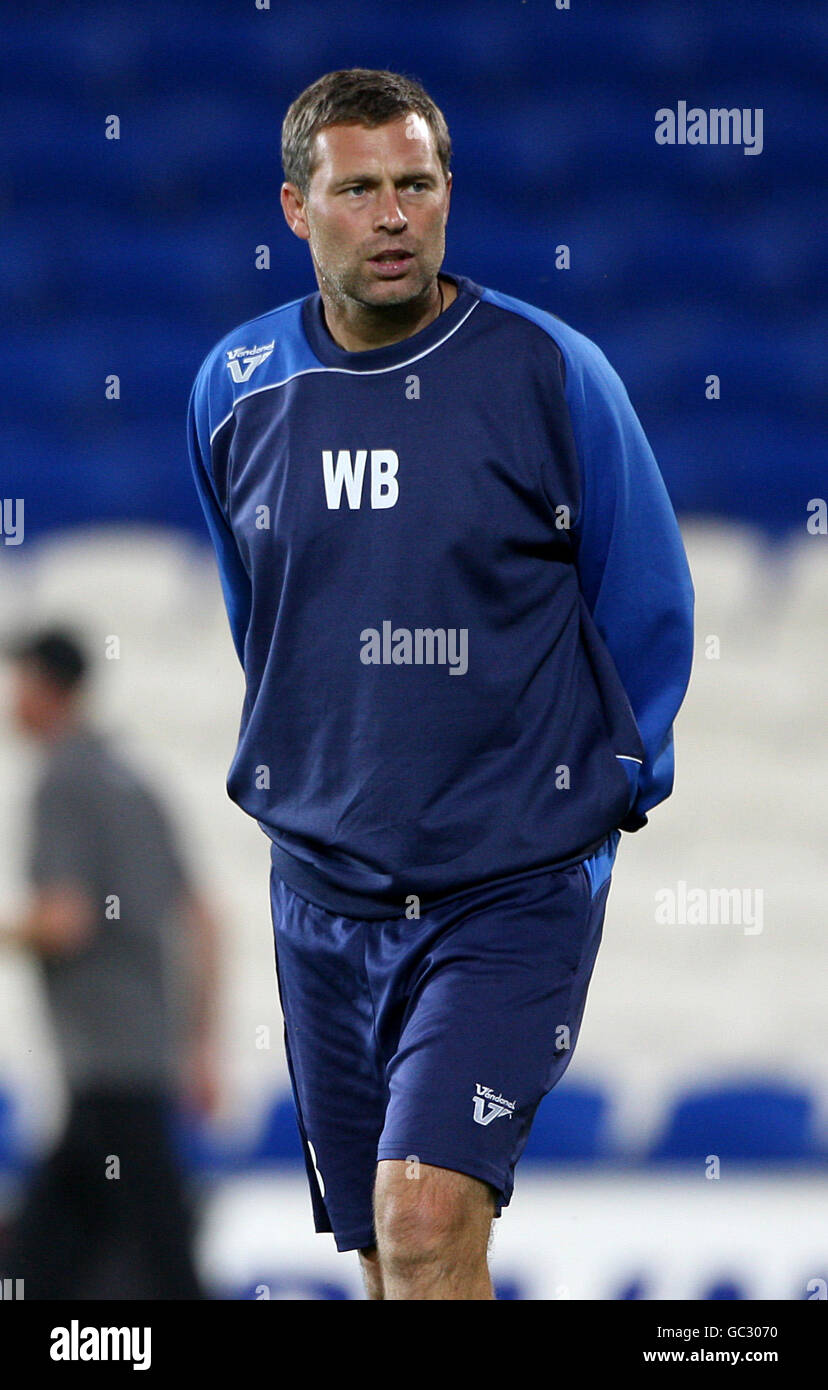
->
xmin=186 ymin=296 xmax=316 ymax=662
xmin=187 ymin=274 xmax=694 ymax=918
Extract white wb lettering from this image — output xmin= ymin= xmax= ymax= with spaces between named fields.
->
xmin=322 ymin=449 xmax=399 ymax=509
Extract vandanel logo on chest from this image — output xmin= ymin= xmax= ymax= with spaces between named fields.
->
xmin=225 ymin=341 xmax=275 ymax=383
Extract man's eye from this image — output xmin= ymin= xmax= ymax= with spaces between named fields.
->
xmin=346 ymin=185 xmax=366 ymax=196
xmin=408 ymin=181 xmax=427 ymax=192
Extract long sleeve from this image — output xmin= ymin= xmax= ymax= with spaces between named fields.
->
xmin=566 ymin=337 xmax=695 ymax=829
xmin=187 ymin=362 xmax=252 ymax=666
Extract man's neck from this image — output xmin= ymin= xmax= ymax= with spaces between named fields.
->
xmin=320 ymin=274 xmax=457 ymax=353
xmin=41 ymin=711 xmax=85 ymax=748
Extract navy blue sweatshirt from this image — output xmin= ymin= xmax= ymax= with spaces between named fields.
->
xmin=187 ymin=273 xmax=695 ymax=918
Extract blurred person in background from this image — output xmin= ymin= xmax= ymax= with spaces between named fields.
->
xmin=0 ymin=627 xmax=220 ymax=1299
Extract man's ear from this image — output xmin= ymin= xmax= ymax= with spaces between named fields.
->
xmin=443 ymin=171 xmax=452 ymax=220
xmin=281 ymin=182 xmax=310 ymax=242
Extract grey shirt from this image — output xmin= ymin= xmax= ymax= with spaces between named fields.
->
xmin=28 ymin=725 xmax=191 ymax=1092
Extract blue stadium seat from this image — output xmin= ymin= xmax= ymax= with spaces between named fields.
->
xmin=704 ymin=1277 xmax=747 ymax=1300
xmin=649 ymin=1082 xmax=823 ymax=1163
xmin=521 ymin=1083 xmax=612 ymax=1163
xmin=617 ymin=1276 xmax=649 ymax=1300
xmin=650 ymin=411 xmax=827 ymax=536
xmin=0 ymin=1087 xmax=16 ymax=1168
xmin=169 ymin=1108 xmax=241 ymax=1175
xmin=247 ymin=1094 xmax=305 ymax=1166
xmin=224 ymin=1276 xmax=352 ymax=1300
xmin=171 ymin=1094 xmax=308 ymax=1175
xmin=0 ymin=1086 xmax=31 ymax=1174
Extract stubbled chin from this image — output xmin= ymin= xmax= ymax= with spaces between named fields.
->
xmin=363 ymin=286 xmax=424 ymax=309
xmin=362 ymin=268 xmax=429 ymax=297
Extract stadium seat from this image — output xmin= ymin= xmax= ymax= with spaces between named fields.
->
xmin=521 ymin=1083 xmax=612 ymax=1163
xmin=168 ymin=1104 xmax=252 ymax=1175
xmin=225 ymin=1276 xmax=352 ymax=1301
xmin=0 ymin=1086 xmax=31 ymax=1175
xmin=246 ymin=1094 xmax=305 ymax=1166
xmin=648 ymin=1082 xmax=823 ymax=1163
xmin=703 ymin=1277 xmax=747 ymax=1300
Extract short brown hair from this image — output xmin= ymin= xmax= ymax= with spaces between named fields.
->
xmin=7 ymin=626 xmax=89 ymax=691
xmin=281 ymin=68 xmax=452 ymax=196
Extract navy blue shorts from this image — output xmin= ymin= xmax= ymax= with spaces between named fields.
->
xmin=269 ymin=830 xmax=620 ymax=1253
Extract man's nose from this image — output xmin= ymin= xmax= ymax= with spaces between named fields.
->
xmin=374 ymin=187 xmax=406 ymax=229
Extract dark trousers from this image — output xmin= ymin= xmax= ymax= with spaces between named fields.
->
xmin=3 ymin=1088 xmax=203 ymax=1299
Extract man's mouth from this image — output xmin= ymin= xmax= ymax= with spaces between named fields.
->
xmin=368 ymin=250 xmax=415 ymax=275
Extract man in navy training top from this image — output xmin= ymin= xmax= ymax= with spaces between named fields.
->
xmin=187 ymin=67 xmax=695 ymax=1301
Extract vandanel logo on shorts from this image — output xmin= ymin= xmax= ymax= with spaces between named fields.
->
xmin=225 ymin=340 xmax=275 ymax=383
xmin=472 ymin=1083 xmax=516 ymax=1126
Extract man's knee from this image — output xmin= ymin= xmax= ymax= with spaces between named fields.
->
xmin=373 ymin=1160 xmax=494 ymax=1274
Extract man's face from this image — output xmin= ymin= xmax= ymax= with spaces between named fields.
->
xmin=283 ymin=114 xmax=452 ymax=309
xmin=8 ymin=661 xmax=65 ymax=738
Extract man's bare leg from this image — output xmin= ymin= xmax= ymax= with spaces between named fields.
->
xmin=372 ymin=1159 xmax=496 ymax=1300
xmin=358 ymin=1244 xmax=384 ymax=1300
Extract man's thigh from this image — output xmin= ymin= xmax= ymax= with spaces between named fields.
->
xmin=371 ymin=850 xmax=614 ymax=1208
xmin=270 ymin=834 xmax=617 ymax=1250
xmin=270 ymin=874 xmax=389 ymax=1252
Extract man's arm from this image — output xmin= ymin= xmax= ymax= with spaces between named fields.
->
xmin=1 ymin=884 xmax=95 ymax=956
xmin=564 ymin=333 xmax=696 ymax=828
xmin=176 ymin=885 xmax=222 ymax=1116
xmin=187 ymin=365 xmax=252 ymax=665
xmin=3 ymin=775 xmax=100 ymax=955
